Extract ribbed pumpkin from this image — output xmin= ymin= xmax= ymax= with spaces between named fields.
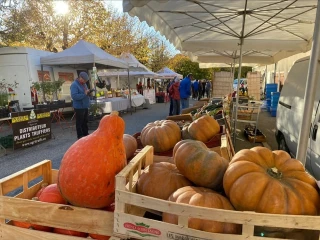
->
xmin=163 ymin=186 xmax=240 ymax=234
xmin=58 ymin=111 xmax=127 ymax=208
xmin=140 ymin=120 xmax=181 ymax=152
xmin=173 ymin=139 xmax=228 ymax=189
xmin=187 ymin=115 xmax=220 ymax=142
xmin=223 ymin=147 xmax=320 ymax=215
xmin=137 ymin=162 xmax=192 ymax=200
xmin=123 ymin=134 xmax=138 ymax=160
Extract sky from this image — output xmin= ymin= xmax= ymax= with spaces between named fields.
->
xmin=105 ymin=0 xmax=179 ymax=56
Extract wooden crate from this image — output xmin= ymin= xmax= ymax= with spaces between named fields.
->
xmin=114 ymin=146 xmax=320 ymax=240
xmin=0 ymin=160 xmax=119 ymax=240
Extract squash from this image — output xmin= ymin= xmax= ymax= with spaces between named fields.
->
xmin=187 ymin=115 xmax=220 ymax=142
xmin=140 ymin=120 xmax=181 ymax=152
xmin=137 ymin=162 xmax=192 ymax=200
xmin=123 ymin=134 xmax=138 ymax=160
xmin=38 ymin=183 xmax=67 ymax=204
xmin=163 ymin=186 xmax=240 ymax=234
xmin=173 ymin=139 xmax=228 ymax=189
xmin=223 ymin=147 xmax=320 ymax=215
xmin=58 ymin=111 xmax=127 ymax=208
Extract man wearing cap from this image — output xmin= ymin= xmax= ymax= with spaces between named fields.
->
xmin=70 ymin=72 xmax=91 ymax=139
xmin=179 ymin=73 xmax=193 ymax=110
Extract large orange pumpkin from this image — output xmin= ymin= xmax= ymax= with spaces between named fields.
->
xmin=137 ymin=162 xmax=192 ymax=200
xmin=187 ymin=115 xmax=220 ymax=142
xmin=173 ymin=140 xmax=228 ymax=189
xmin=163 ymin=186 xmax=240 ymax=234
xmin=58 ymin=111 xmax=127 ymax=208
xmin=140 ymin=120 xmax=181 ymax=152
xmin=223 ymin=147 xmax=320 ymax=215
xmin=123 ymin=134 xmax=138 ymax=160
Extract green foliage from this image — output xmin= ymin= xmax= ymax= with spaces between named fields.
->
xmin=167 ymin=54 xmax=212 ymax=79
xmin=0 ymin=92 xmax=9 ymax=107
xmin=32 ymin=79 xmax=65 ymax=102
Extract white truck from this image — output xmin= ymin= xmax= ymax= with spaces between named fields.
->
xmin=0 ymin=47 xmax=78 ymax=109
xmin=276 ymin=56 xmax=320 ymax=179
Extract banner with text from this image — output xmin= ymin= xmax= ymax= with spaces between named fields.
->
xmin=11 ymin=109 xmax=51 ymax=149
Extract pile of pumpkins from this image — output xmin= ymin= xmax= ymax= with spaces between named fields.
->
xmin=137 ymin=114 xmax=222 ymax=154
xmin=136 ymin=139 xmax=320 ymax=235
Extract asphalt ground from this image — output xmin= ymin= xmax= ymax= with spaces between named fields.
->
xmin=0 ymin=99 xmax=277 ymax=180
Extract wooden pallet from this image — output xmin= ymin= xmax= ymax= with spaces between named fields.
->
xmin=114 ymin=146 xmax=320 ymax=240
xmin=0 ymin=160 xmax=120 ymax=240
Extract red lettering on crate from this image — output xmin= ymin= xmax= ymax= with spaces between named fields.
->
xmin=124 ymin=222 xmax=161 ymax=235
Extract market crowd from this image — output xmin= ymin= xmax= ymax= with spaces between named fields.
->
xmin=167 ymin=73 xmax=212 ymax=116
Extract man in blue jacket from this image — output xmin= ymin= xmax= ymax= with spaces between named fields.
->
xmin=179 ymin=73 xmax=193 ymax=110
xmin=70 ymin=72 xmax=91 ymax=139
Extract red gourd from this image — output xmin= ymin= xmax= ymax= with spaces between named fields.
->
xmin=58 ymin=112 xmax=127 ymax=208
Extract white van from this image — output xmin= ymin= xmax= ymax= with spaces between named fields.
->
xmin=275 ymin=56 xmax=320 ymax=179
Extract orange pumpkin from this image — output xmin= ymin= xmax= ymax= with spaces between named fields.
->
xmin=187 ymin=115 xmax=220 ymax=142
xmin=223 ymin=147 xmax=320 ymax=215
xmin=163 ymin=186 xmax=240 ymax=234
xmin=58 ymin=111 xmax=127 ymax=208
xmin=123 ymin=134 xmax=138 ymax=160
xmin=137 ymin=162 xmax=192 ymax=200
xmin=89 ymin=233 xmax=111 ymax=240
xmin=38 ymin=184 xmax=67 ymax=204
xmin=140 ymin=120 xmax=181 ymax=152
xmin=53 ymin=228 xmax=88 ymax=237
xmin=173 ymin=139 xmax=228 ymax=189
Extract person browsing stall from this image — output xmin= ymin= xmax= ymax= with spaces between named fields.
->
xmin=70 ymin=72 xmax=92 ymax=139
xmin=169 ymin=77 xmax=181 ymax=115
xmin=179 ymin=73 xmax=193 ymax=110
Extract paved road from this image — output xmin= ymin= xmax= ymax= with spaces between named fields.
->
xmin=0 ymin=100 xmax=277 ymax=180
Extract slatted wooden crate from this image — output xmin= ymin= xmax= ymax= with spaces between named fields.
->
xmin=114 ymin=146 xmax=320 ymax=240
xmin=0 ymin=160 xmax=119 ymax=240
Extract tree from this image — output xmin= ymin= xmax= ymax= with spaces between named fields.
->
xmin=167 ymin=54 xmax=213 ymax=80
xmin=0 ymin=0 xmax=169 ymax=64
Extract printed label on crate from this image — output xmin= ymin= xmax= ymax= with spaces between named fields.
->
xmin=167 ymin=232 xmax=211 ymax=240
xmin=124 ymin=222 xmax=161 ymax=238
xmin=11 ymin=109 xmax=51 ymax=149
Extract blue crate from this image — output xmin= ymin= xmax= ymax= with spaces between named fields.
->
xmin=266 ymin=99 xmax=271 ymax=106
xmin=266 ymin=83 xmax=278 ymax=90
xmin=270 ymin=107 xmax=277 ymax=117
xmin=271 ymin=92 xmax=280 ymax=97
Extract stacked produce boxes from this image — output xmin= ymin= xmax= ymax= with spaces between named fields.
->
xmin=247 ymin=72 xmax=261 ymax=101
xmin=212 ymin=71 xmax=233 ymax=98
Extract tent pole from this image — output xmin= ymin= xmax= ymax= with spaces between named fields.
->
xmin=233 ymin=39 xmax=244 ymax=148
xmin=40 ymin=64 xmax=45 ymax=103
xmin=128 ymin=68 xmax=132 ymax=115
xmin=264 ymin=65 xmax=267 ymax=95
xmin=233 ymin=0 xmax=248 ymax=148
xmin=296 ymin=0 xmax=320 ymax=165
xmin=273 ymin=62 xmax=277 ymax=84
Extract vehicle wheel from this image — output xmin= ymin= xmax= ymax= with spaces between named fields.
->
xmin=278 ymin=134 xmax=290 ymax=153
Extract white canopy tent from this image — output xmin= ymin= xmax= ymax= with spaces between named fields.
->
xmin=124 ymin=0 xmax=320 ymax=164
xmin=40 ymin=40 xmax=128 ymax=69
xmin=156 ymin=67 xmax=183 ymax=79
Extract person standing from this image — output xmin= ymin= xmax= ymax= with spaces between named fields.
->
xmin=167 ymin=78 xmax=174 ymax=116
xmin=193 ymin=79 xmax=199 ymax=99
xmin=198 ymin=80 xmax=202 ymax=100
xmin=205 ymin=80 xmax=212 ymax=98
xmin=70 ymin=72 xmax=91 ymax=139
xmin=169 ymin=77 xmax=180 ymax=115
xmin=201 ymin=80 xmax=206 ymax=98
xmin=179 ymin=73 xmax=193 ymax=110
